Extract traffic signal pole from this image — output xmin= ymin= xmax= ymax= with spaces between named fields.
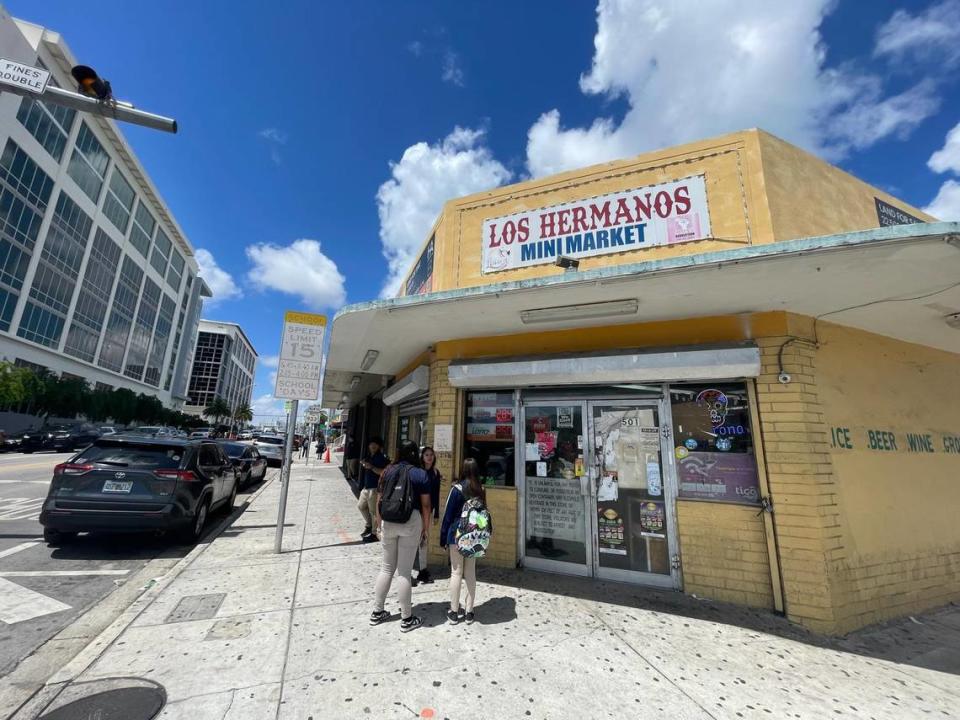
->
xmin=1 ymin=82 xmax=177 ymax=133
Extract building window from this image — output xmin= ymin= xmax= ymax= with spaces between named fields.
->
xmin=14 ymin=358 xmax=46 ymax=374
xmin=166 ymin=248 xmax=184 ymax=291
xmin=144 ymin=293 xmax=175 ymax=386
xmin=123 ymin=278 xmax=160 ymax=380
xmin=17 ymin=192 xmax=91 ymax=348
xmin=102 ymin=169 xmax=135 ymax=233
xmin=98 ymin=255 xmax=142 ymax=372
xmin=67 ymin=122 xmax=109 ymax=203
xmin=0 ymin=140 xmax=54 ymax=331
xmin=150 ymin=228 xmax=171 ymax=276
xmin=128 ymin=201 xmax=155 ymax=259
xmin=463 ymin=391 xmax=516 ymax=487
xmin=16 ymin=96 xmax=76 ymax=163
xmin=94 ymin=381 xmax=112 ymax=392
xmin=670 ymin=382 xmax=761 ymax=505
xmin=64 ymin=229 xmax=121 ymax=363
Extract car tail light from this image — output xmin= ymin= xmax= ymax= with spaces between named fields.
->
xmin=53 ymin=463 xmax=93 ymax=476
xmin=154 ymin=469 xmax=198 ymax=482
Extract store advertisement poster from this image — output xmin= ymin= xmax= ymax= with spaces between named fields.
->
xmin=535 ymin=431 xmax=557 ymax=459
xmin=557 ymin=407 xmax=574 ymax=428
xmin=466 ymin=423 xmax=514 ymax=441
xmin=639 ymin=501 xmax=666 ymax=538
xmin=597 ymin=503 xmax=627 ymax=555
xmin=677 ymin=452 xmax=760 ymax=503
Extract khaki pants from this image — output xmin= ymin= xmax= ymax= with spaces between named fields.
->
xmin=357 ymin=488 xmax=378 ymax=532
xmin=373 ymin=513 xmax=422 ymax=619
xmin=449 ymin=545 xmax=477 ymax=613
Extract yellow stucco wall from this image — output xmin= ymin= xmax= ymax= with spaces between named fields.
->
xmin=400 ymin=128 xmax=933 ymax=296
xmin=815 ymin=322 xmax=960 ymax=630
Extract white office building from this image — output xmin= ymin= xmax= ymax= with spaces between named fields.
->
xmin=0 ymin=8 xmax=210 ymax=406
xmin=183 ymin=320 xmax=257 ymax=417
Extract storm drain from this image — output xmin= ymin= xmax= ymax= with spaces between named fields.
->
xmin=38 ymin=679 xmax=165 ymax=720
xmin=165 ymin=592 xmax=226 ymax=623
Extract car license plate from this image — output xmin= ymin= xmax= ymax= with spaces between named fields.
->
xmin=102 ymin=480 xmax=133 ymax=493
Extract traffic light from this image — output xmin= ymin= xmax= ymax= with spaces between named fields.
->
xmin=70 ymin=65 xmax=112 ymax=101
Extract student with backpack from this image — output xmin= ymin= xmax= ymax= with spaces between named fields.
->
xmin=412 ymin=446 xmax=441 ymax=586
xmin=440 ymin=458 xmax=492 ymax=625
xmin=370 ymin=441 xmax=432 ymax=632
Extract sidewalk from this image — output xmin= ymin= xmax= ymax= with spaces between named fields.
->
xmin=14 ymin=460 xmax=960 ymax=719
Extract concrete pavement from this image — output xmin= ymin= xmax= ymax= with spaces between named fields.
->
xmin=11 ymin=458 xmax=960 ymax=719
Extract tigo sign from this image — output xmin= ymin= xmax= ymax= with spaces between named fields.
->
xmin=482 ymin=175 xmax=710 ymax=274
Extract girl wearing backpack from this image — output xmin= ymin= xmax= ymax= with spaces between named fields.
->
xmin=370 ymin=442 xmax=432 ymax=632
xmin=440 ymin=458 xmax=487 ymax=624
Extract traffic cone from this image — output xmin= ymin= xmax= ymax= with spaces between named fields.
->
xmin=323 ymin=446 xmax=331 ymax=463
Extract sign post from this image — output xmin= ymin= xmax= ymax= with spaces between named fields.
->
xmin=273 ymin=311 xmax=326 ymax=553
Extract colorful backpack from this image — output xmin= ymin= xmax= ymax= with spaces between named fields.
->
xmin=454 ymin=486 xmax=493 ymax=558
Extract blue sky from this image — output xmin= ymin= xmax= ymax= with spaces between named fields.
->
xmin=9 ymin=0 xmax=960 ymax=423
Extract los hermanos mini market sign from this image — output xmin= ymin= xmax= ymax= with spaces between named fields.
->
xmin=481 ymin=175 xmax=711 ymax=274
xmin=0 ymin=58 xmax=50 ymax=95
xmin=274 ymin=311 xmax=326 ymax=401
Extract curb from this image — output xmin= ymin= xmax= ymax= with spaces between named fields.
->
xmin=6 ymin=474 xmax=278 ymax=720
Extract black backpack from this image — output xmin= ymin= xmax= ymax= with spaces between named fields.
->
xmin=379 ymin=464 xmax=414 ymax=523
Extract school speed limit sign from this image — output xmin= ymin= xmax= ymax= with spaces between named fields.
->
xmin=274 ymin=311 xmax=326 ymax=400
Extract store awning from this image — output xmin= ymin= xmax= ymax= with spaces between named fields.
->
xmin=321 ymin=222 xmax=960 ymax=406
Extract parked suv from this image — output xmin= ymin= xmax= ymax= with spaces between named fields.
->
xmin=21 ymin=422 xmax=100 ymax=453
xmin=252 ymin=434 xmax=285 ymax=467
xmin=39 ymin=436 xmax=239 ymax=546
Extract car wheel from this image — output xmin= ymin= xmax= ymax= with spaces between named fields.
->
xmin=23 ymin=448 xmax=33 ymax=454
xmin=43 ymin=528 xmax=77 ymax=546
xmin=177 ymin=499 xmax=209 ymax=545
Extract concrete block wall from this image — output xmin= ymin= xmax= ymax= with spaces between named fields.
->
xmin=676 ymin=500 xmax=774 ymax=609
xmin=754 ymin=335 xmax=845 ymax=633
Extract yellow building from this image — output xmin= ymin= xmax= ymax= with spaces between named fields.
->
xmin=323 ymin=129 xmax=960 ymax=635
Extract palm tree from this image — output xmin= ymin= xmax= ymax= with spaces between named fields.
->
xmin=203 ymin=397 xmax=231 ymax=427
xmin=232 ymin=403 xmax=253 ymax=435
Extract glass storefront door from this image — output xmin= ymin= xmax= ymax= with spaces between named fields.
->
xmin=521 ymin=402 xmax=591 ymax=575
xmin=588 ymin=401 xmax=677 ymax=588
xmin=519 ymin=396 xmax=680 ymax=588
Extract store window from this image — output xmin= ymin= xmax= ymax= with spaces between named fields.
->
xmin=669 ymin=382 xmax=761 ymax=505
xmin=463 ymin=391 xmax=516 ymax=487
xmin=396 ymin=412 xmax=427 ymax=452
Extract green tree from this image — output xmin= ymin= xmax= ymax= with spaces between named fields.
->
xmin=203 ymin=397 xmax=231 ymax=426
xmin=233 ymin=403 xmax=253 ymax=426
xmin=0 ymin=362 xmax=27 ymax=408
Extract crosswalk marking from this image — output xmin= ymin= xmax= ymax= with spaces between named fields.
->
xmin=0 ymin=497 xmax=45 ymax=521
xmin=0 ymin=576 xmax=71 ymax=624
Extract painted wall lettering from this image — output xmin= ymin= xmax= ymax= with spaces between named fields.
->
xmin=944 ymin=436 xmax=960 ymax=454
xmin=905 ymin=433 xmax=935 ymax=454
xmin=830 ymin=427 xmax=853 ymax=449
xmin=866 ymin=430 xmax=898 ymax=452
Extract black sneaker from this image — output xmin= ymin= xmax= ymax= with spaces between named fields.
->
xmin=464 ymin=612 xmax=475 ymax=625
xmin=417 ymin=569 xmax=434 ymax=584
xmin=361 ymin=528 xmax=372 ymax=539
xmin=369 ymin=610 xmax=390 ymax=625
xmin=411 ymin=574 xmax=419 ymax=587
xmin=362 ymin=534 xmax=379 ymax=543
xmin=400 ymin=615 xmax=423 ymax=632
xmin=446 ymin=610 xmax=460 ymax=625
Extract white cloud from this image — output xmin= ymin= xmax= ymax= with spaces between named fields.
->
xmin=929 ymin=121 xmax=960 ymax=175
xmin=442 ymin=51 xmax=465 ymax=86
xmin=875 ymin=0 xmax=960 ymax=67
xmin=406 ymin=40 xmax=423 ymax=57
xmin=251 ymin=393 xmax=287 ymax=424
xmin=245 ymin=239 xmax=346 ymax=310
xmin=525 ymin=0 xmax=941 ymax=177
xmin=258 ymin=127 xmax=288 ymax=165
xmin=195 ymin=248 xmax=241 ymax=305
xmin=260 ymin=355 xmax=279 ymax=369
xmin=375 ymin=127 xmax=511 ymax=297
xmin=923 ymin=179 xmax=960 ymax=220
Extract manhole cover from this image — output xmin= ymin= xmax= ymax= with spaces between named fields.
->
xmin=39 ymin=686 xmax=164 ymax=720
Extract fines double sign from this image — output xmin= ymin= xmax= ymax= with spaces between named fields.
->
xmin=274 ymin=311 xmax=326 ymax=400
xmin=0 ymin=59 xmax=50 ymax=95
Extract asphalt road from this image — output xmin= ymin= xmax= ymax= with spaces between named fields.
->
xmin=0 ymin=451 xmax=275 ymax=680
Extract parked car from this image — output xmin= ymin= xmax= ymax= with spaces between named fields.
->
xmin=21 ymin=423 xmax=101 ymax=453
xmin=252 ymin=434 xmax=285 ymax=467
xmin=0 ymin=429 xmax=21 ymax=452
xmin=39 ymin=436 xmax=239 ymax=546
xmin=99 ymin=426 xmax=119 ymax=436
xmin=237 ymin=431 xmax=254 ymax=441
xmin=189 ymin=428 xmax=213 ymax=439
xmin=217 ymin=440 xmax=268 ymax=487
xmin=130 ymin=426 xmax=180 ymax=437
